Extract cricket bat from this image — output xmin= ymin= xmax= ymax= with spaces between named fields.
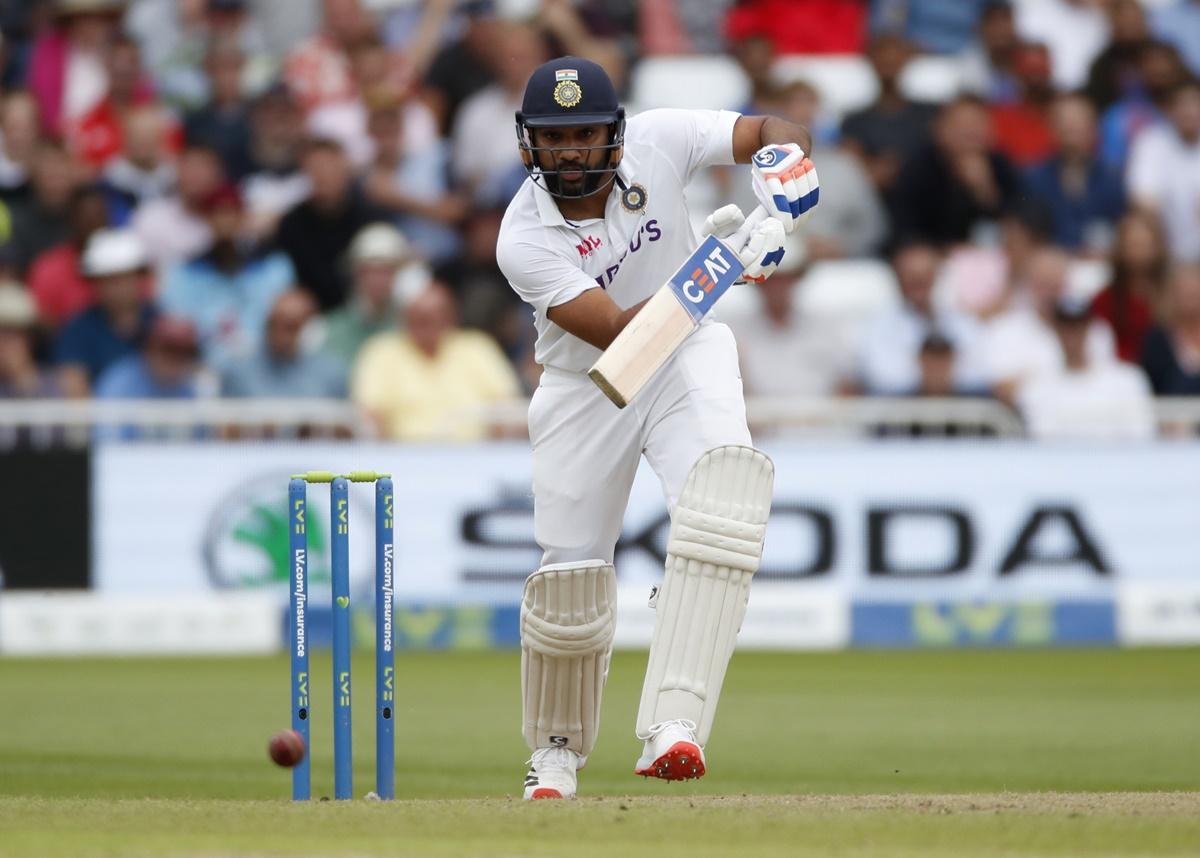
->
xmin=588 ymin=208 xmax=765 ymax=408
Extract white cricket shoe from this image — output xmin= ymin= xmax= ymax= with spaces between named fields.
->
xmin=634 ymin=718 xmax=706 ymax=781
xmin=522 ymin=746 xmax=582 ymax=800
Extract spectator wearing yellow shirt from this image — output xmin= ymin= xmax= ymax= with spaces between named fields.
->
xmin=351 ymin=282 xmax=520 ymax=441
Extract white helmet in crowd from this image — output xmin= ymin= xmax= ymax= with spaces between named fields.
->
xmin=348 ymin=223 xmax=409 ymax=266
xmin=81 ymin=228 xmax=148 ymax=278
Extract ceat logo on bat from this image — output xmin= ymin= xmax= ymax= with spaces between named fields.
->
xmin=669 ymin=236 xmax=745 ymax=322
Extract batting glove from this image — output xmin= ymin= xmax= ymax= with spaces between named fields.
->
xmin=750 ymin=143 xmax=820 ymax=234
xmin=700 ymin=203 xmax=746 ymax=239
xmin=735 ymin=214 xmax=787 ymax=283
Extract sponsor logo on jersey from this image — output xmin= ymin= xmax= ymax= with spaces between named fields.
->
xmin=576 ymin=235 xmax=603 ymax=258
xmin=592 ymin=220 xmax=662 ymax=288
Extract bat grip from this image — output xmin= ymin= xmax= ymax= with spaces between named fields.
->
xmin=728 ymin=205 xmax=770 ymax=249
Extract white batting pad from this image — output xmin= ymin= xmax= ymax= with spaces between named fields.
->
xmin=521 ymin=560 xmax=617 ymax=757
xmin=636 ymin=446 xmax=774 ymax=745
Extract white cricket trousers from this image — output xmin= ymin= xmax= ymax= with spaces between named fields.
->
xmin=529 ymin=322 xmax=752 ymax=565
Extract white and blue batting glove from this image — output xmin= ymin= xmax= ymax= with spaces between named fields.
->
xmin=750 ymin=143 xmax=820 ymax=234
xmin=700 ymin=203 xmax=746 ymax=239
xmin=735 ymin=214 xmax=787 ymax=283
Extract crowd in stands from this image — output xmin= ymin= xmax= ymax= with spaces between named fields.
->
xmin=0 ymin=0 xmax=1197 ymax=442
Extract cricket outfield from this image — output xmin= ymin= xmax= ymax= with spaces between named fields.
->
xmin=1 ymin=650 xmax=1197 ymax=857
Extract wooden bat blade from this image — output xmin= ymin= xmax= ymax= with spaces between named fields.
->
xmin=587 ymin=234 xmax=746 ymax=408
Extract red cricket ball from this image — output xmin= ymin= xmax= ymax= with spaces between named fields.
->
xmin=268 ymin=730 xmax=306 ymax=768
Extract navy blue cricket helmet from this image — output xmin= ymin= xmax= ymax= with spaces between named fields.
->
xmin=515 ymin=57 xmax=626 ymax=198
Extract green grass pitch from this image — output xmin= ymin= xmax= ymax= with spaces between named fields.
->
xmin=1 ymin=649 xmax=1198 ymax=856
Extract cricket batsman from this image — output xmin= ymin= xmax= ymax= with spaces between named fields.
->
xmin=496 ymin=57 xmax=820 ymax=800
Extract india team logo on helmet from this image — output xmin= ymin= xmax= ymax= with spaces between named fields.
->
xmin=553 ymin=69 xmax=583 ymax=108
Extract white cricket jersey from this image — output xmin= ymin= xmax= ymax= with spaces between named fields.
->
xmin=497 ymin=108 xmax=741 ymax=373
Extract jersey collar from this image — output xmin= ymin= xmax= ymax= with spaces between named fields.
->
xmin=532 ymin=150 xmax=640 ymax=228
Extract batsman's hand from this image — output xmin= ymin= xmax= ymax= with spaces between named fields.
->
xmin=734 ymin=213 xmax=787 ymax=283
xmin=750 ymin=143 xmax=820 ymax=234
xmin=700 ymin=203 xmax=746 ymax=240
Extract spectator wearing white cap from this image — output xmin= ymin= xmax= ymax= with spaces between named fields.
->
xmin=54 ymin=228 xmax=157 ymax=396
xmin=1017 ymin=295 xmax=1156 ymax=440
xmin=320 ymin=223 xmax=422 ymax=374
xmin=0 ymin=283 xmax=62 ymax=399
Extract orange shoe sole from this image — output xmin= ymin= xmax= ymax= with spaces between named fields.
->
xmin=530 ymin=787 xmax=564 ymax=799
xmin=634 ymin=741 xmax=705 ymax=781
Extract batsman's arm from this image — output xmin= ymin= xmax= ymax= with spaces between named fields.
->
xmin=547 ymin=289 xmax=650 ymax=351
xmin=731 ymin=115 xmax=813 ymax=164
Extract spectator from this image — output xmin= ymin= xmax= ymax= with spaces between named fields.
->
xmin=283 ymin=0 xmax=379 ymax=115
xmin=728 ymin=0 xmax=866 ymax=55
xmin=130 ymin=144 xmax=225 ymax=273
xmin=1142 ymin=263 xmax=1200 ymax=395
xmin=988 ymin=42 xmax=1056 ymax=167
xmin=27 ymin=0 xmax=125 ymax=137
xmin=183 ymin=37 xmax=256 ymax=181
xmin=1126 ymin=79 xmax=1200 ymax=263
xmin=421 ymin=1 xmax=501 ymax=136
xmin=220 ymin=288 xmax=344 ymax=398
xmin=730 ymin=80 xmax=887 ymax=259
xmin=1091 ymin=212 xmax=1167 ymax=364
xmin=1024 ymin=93 xmax=1125 ymax=253
xmin=958 ymin=1 xmax=1020 ymax=105
xmin=54 ymin=228 xmax=157 ymax=396
xmin=841 ymin=35 xmax=939 ymax=197
xmin=1017 ymin=295 xmax=1155 ymax=441
xmin=1014 ymin=0 xmax=1109 ymax=92
xmin=870 ymin=0 xmax=992 ymax=55
xmin=322 ymin=222 xmax=414 ymax=373
xmin=0 ymin=91 xmax=40 ymax=202
xmin=27 ymin=184 xmax=111 ymax=328
xmin=639 ymin=0 xmax=732 ymax=56
xmin=307 ymin=36 xmax=441 ymax=171
xmin=872 ymin=332 xmax=996 ymax=438
xmin=66 ymin=34 xmax=163 ymax=170
xmin=99 ymin=105 xmax=176 ymax=225
xmin=728 ymin=32 xmax=777 ymax=116
xmin=351 ymin=282 xmax=520 ymax=441
xmin=940 ymin=205 xmax=1054 ymax=319
xmin=242 ymin=84 xmax=309 ymax=240
xmin=1085 ymin=0 xmax=1152 ymax=113
xmin=274 ymin=138 xmax=384 ymax=311
xmin=1098 ymin=40 xmax=1189 ymax=169
xmin=0 ymin=282 xmax=61 ymax=398
xmin=94 ymin=316 xmax=204 ymax=422
xmin=8 ymin=142 xmax=78 ymax=273
xmin=363 ymin=92 xmax=463 ymax=265
xmin=452 ymin=20 xmax=547 ymax=206
xmin=1150 ymin=0 xmax=1200 ymax=77
xmin=859 ymin=242 xmax=988 ymax=395
xmin=890 ymin=95 xmax=1023 ymax=248
xmin=982 ymin=246 xmax=1115 ymax=399
xmin=130 ymin=0 xmax=275 ymax=110
xmin=721 ymin=244 xmax=856 ymax=397
xmin=910 ymin=331 xmax=990 ymax=397
xmin=160 ymin=184 xmax=293 ymax=366
xmin=534 ymin=0 xmax=628 ymax=92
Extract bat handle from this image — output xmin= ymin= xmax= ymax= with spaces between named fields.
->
xmin=728 ymin=205 xmax=770 ymax=249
